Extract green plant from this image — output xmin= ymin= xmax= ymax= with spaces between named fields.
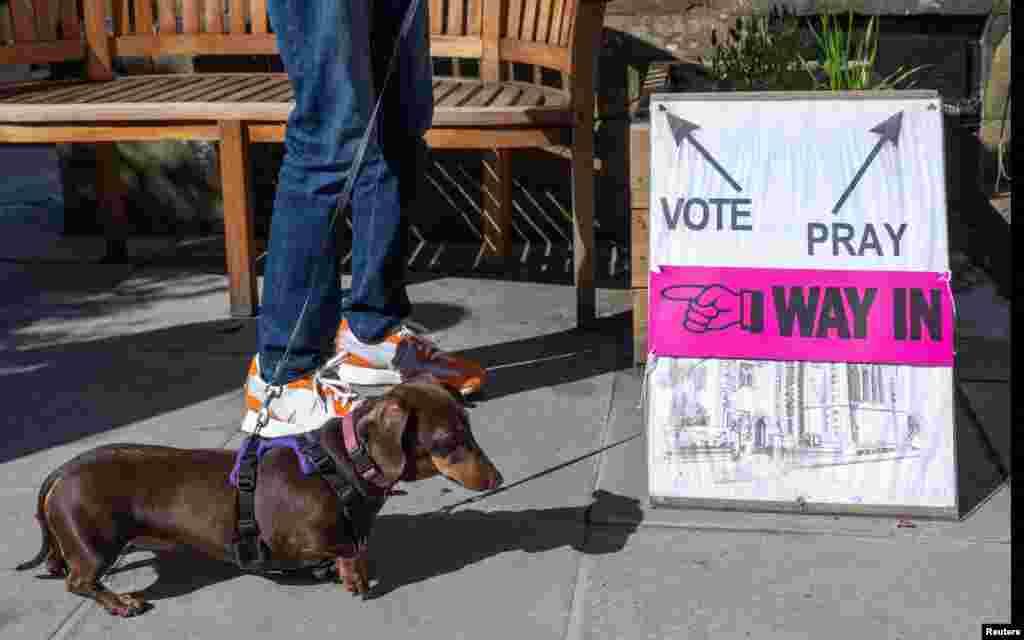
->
xmin=801 ymin=10 xmax=929 ymax=91
xmin=703 ymin=6 xmax=813 ymax=91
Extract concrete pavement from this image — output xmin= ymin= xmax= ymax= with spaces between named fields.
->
xmin=0 ymin=144 xmax=1012 ymax=638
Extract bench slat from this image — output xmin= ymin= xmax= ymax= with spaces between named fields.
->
xmin=433 ymin=79 xmax=461 ymax=103
xmin=506 ymin=0 xmax=523 ymax=39
xmin=48 ymin=79 xmax=154 ymax=103
xmin=549 ymin=0 xmax=565 ymax=46
xmin=213 ymin=75 xmax=281 ymax=102
xmin=35 ymin=0 xmax=56 ymax=41
xmin=251 ymin=0 xmax=268 ymax=33
xmin=238 ymin=76 xmax=288 ymax=101
xmin=429 ymin=35 xmax=483 ymax=60
xmin=521 ymin=0 xmax=538 ymax=41
xmin=430 ymin=0 xmax=443 ymax=36
xmin=0 ymin=38 xmax=82 ymax=65
xmin=60 ymin=0 xmax=78 ymax=38
xmin=112 ymin=32 xmax=278 ymax=57
xmin=518 ymin=85 xmax=545 ymax=106
xmin=85 ymin=75 xmax=182 ymax=103
xmin=150 ymin=74 xmax=227 ymax=101
xmin=448 ymin=0 xmax=465 ymax=36
xmin=0 ymin=73 xmax=573 ymax=127
xmin=230 ymin=0 xmax=246 ymax=34
xmin=436 ymin=81 xmax=481 ymax=108
xmin=466 ymin=0 xmax=481 ymax=35
xmin=190 ymin=74 xmax=273 ymax=101
xmin=157 ymin=0 xmax=175 ymax=33
xmin=133 ymin=0 xmax=154 ymax=35
xmin=9 ymin=76 xmax=145 ymax=104
xmin=265 ymin=83 xmax=293 ymax=101
xmin=559 ymin=0 xmax=575 ymax=46
xmin=206 ymin=0 xmax=225 ymax=34
xmin=535 ymin=0 xmax=553 ymax=43
xmin=182 ymin=0 xmax=200 ymax=33
xmin=466 ymin=82 xmax=504 ymax=107
xmin=114 ymin=0 xmax=130 ymax=36
xmin=0 ymin=4 xmax=12 ymax=44
xmin=490 ymin=84 xmax=522 ymax=107
xmin=9 ymin=0 xmax=38 ymax=43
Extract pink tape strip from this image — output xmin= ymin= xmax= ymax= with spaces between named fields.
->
xmin=649 ymin=266 xmax=954 ymax=367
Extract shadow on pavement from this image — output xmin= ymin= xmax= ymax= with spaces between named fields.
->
xmin=0 ymin=320 xmax=249 ymax=464
xmin=102 ymin=490 xmax=642 ymax=603
xmin=452 ymin=312 xmax=635 ymax=403
xmin=2 ymin=308 xmax=632 ymax=463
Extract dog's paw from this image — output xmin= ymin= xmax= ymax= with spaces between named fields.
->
xmin=103 ymin=593 xmax=151 ymax=617
xmin=336 ymin=557 xmax=371 ymax=597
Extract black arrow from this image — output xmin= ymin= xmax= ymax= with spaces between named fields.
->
xmin=660 ymin=105 xmax=742 ymax=193
xmin=832 ymin=111 xmax=904 ymax=215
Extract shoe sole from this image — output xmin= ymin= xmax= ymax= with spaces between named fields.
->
xmin=333 ymin=363 xmax=481 ymax=397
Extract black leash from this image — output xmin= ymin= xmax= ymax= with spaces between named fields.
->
xmin=232 ymin=0 xmax=424 ymax=572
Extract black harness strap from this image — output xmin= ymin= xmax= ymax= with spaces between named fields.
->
xmin=230 ymin=430 xmax=386 ymax=572
xmin=230 ymin=435 xmax=270 ymax=571
xmin=302 ymin=437 xmax=385 ymax=549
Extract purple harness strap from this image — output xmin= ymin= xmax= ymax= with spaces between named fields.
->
xmin=228 ymin=435 xmax=317 ymax=487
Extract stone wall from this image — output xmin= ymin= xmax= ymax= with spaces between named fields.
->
xmin=604 ymin=0 xmax=994 ymax=69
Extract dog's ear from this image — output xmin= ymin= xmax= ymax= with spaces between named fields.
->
xmin=358 ymin=397 xmax=411 ymax=484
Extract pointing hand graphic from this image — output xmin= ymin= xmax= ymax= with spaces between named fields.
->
xmin=660 ymin=283 xmax=764 ymax=334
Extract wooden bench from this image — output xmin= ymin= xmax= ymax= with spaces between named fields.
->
xmin=0 ymin=0 xmax=608 ymax=327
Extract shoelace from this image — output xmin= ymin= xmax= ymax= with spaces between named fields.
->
xmin=312 ymin=351 xmax=363 ymax=415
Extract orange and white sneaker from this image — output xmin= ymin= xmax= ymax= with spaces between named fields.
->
xmin=241 ymin=353 xmax=361 ymax=437
xmin=333 ymin=319 xmax=486 ymax=396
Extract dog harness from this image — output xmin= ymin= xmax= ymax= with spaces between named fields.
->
xmin=229 ymin=405 xmax=413 ymax=572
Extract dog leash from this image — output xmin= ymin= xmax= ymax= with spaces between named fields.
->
xmin=262 ymin=0 xmax=425 ymax=402
xmin=235 ymin=0 xmax=425 ymax=571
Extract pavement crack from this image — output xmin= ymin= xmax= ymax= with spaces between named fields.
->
xmin=46 ymin=600 xmax=91 ymax=640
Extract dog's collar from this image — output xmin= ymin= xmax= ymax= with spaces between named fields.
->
xmin=340 ymin=404 xmax=416 ymax=491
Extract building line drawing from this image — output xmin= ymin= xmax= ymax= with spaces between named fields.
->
xmin=661 ymin=359 xmax=926 ymax=466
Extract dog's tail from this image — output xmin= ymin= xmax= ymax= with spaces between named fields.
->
xmin=15 ymin=464 xmax=64 ymax=571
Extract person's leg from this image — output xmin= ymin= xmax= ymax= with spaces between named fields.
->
xmin=330 ymin=0 xmax=487 ymax=396
xmin=259 ymin=0 xmax=404 ymax=383
xmin=343 ymin=0 xmax=436 ymax=343
xmin=241 ymin=0 xmax=387 ymax=435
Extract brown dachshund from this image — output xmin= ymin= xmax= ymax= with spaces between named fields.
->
xmin=16 ymin=378 xmax=502 ymax=616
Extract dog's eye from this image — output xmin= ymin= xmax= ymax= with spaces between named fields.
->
xmin=431 ymin=430 xmax=470 ymax=457
xmin=431 ymin=443 xmax=455 ymax=457
xmin=430 ymin=437 xmax=458 ymax=457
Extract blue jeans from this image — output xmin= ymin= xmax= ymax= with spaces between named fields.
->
xmin=259 ymin=0 xmax=433 ymax=383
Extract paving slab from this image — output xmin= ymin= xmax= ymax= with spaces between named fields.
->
xmin=0 ymin=492 xmax=86 ymax=640
xmin=591 ymin=369 xmax=1011 ymax=545
xmin=576 ymin=524 xmax=1010 ymax=640
xmin=7 ymin=267 xmax=241 ymax=352
xmin=55 ymin=518 xmax=591 ymax=640
xmin=377 ymin=371 xmax=617 ymax=520
xmin=1 ymin=387 xmax=243 ymax=492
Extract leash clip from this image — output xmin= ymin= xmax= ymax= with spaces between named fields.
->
xmin=254 ymin=385 xmax=283 ymax=436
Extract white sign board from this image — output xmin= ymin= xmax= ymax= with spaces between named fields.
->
xmin=646 ymin=91 xmax=958 ymax=518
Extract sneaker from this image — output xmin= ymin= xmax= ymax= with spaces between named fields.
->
xmin=333 ymin=319 xmax=486 ymax=396
xmin=241 ymin=353 xmax=361 ymax=437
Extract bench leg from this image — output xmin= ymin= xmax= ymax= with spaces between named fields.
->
xmin=95 ymin=143 xmax=128 ymax=261
xmin=571 ymin=127 xmax=597 ymax=329
xmin=481 ymin=149 xmax=513 ymax=259
xmin=219 ymin=120 xmax=258 ymax=317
